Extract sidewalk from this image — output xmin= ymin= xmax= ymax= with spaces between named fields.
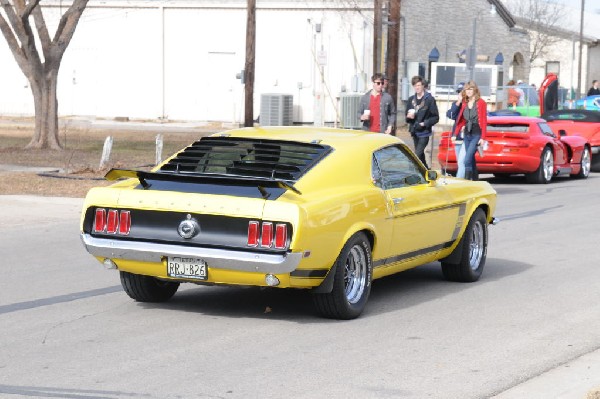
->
xmin=492 ymin=347 xmax=600 ymax=399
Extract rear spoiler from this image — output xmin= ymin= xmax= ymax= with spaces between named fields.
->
xmin=105 ymin=168 xmax=302 ymax=195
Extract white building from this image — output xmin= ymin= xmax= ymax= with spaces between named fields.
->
xmin=1 ymin=0 xmax=594 ymax=126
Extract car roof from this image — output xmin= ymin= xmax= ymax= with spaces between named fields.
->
xmin=210 ymin=126 xmax=402 ymax=152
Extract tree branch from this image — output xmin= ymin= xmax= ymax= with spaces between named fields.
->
xmin=52 ymin=0 xmax=88 ymax=58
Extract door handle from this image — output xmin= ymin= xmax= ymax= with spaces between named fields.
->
xmin=392 ymin=197 xmax=403 ymax=205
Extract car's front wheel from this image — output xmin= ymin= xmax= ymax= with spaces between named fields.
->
xmin=526 ymin=147 xmax=553 ymax=184
xmin=120 ymin=271 xmax=179 ymax=302
xmin=312 ymin=232 xmax=372 ymax=319
xmin=441 ymin=208 xmax=488 ymax=282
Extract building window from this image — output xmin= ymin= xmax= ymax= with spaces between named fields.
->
xmin=546 ymin=61 xmax=560 ymax=75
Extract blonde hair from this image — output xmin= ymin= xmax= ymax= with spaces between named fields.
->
xmin=464 ymin=80 xmax=481 ymax=101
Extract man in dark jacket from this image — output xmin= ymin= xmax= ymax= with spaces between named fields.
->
xmin=406 ymin=75 xmax=439 ymax=168
xmin=358 ymin=73 xmax=396 ymax=134
xmin=588 ymin=80 xmax=600 ymax=96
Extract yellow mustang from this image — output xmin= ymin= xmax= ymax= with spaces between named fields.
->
xmin=80 ymin=127 xmax=497 ymax=319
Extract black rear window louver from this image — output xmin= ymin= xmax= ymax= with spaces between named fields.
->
xmin=159 ymin=137 xmax=332 ymax=181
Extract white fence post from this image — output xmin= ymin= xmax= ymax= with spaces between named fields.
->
xmin=155 ymin=134 xmax=163 ymax=165
xmin=99 ymin=136 xmax=113 ymax=170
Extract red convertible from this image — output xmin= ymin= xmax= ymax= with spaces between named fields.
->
xmin=543 ymin=109 xmax=600 ymax=172
xmin=438 ymin=116 xmax=592 ymax=183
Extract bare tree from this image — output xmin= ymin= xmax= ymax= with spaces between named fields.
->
xmin=506 ymin=0 xmax=565 ymax=64
xmin=0 ymin=0 xmax=88 ymax=150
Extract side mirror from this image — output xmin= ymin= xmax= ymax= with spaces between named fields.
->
xmin=426 ymin=170 xmax=438 ymax=182
xmin=558 ymin=129 xmax=566 ymax=137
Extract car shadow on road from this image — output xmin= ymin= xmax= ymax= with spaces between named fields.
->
xmin=136 ymin=257 xmax=531 ymax=322
xmin=366 ymin=257 xmax=532 ymax=315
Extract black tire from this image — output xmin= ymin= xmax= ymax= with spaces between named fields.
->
xmin=526 ymin=147 xmax=553 ymax=184
xmin=120 ymin=271 xmax=179 ymax=302
xmin=441 ymin=208 xmax=488 ymax=282
xmin=312 ymin=232 xmax=373 ymax=320
xmin=573 ymin=146 xmax=591 ymax=179
xmin=592 ymin=152 xmax=600 ymax=173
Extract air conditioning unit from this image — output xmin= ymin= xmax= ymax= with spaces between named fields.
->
xmin=260 ymin=94 xmax=293 ymax=126
xmin=339 ymin=93 xmax=363 ymax=129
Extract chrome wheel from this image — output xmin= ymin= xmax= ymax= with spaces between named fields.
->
xmin=312 ymin=232 xmax=373 ymax=319
xmin=344 ymin=244 xmax=368 ymax=304
xmin=542 ymin=149 xmax=554 ymax=183
xmin=468 ymin=220 xmax=485 ymax=271
xmin=441 ymin=208 xmax=487 ymax=282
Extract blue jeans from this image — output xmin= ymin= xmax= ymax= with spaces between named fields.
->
xmin=462 ymin=133 xmax=481 ymax=177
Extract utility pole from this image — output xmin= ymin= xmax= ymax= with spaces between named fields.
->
xmin=577 ymin=0 xmax=585 ymax=99
xmin=244 ymin=0 xmax=256 ymax=127
xmin=386 ymin=0 xmax=400 ymax=134
xmin=373 ymin=0 xmax=382 ymax=73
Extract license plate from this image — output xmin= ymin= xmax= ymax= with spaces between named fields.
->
xmin=167 ymin=257 xmax=207 ymax=280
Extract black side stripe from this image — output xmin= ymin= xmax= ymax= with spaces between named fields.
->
xmin=373 ymin=241 xmax=454 ymax=267
xmin=290 ymin=269 xmax=329 ymax=278
xmin=374 ymin=202 xmax=468 ymax=269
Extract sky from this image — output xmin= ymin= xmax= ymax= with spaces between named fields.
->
xmin=555 ymin=0 xmax=600 ymax=14
xmin=504 ymin=0 xmax=600 ymax=38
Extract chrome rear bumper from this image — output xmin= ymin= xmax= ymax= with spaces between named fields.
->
xmin=80 ymin=234 xmax=302 ymax=273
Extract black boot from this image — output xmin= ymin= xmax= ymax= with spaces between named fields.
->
xmin=465 ymin=169 xmax=473 ymax=181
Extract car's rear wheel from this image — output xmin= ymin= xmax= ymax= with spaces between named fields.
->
xmin=573 ymin=146 xmax=591 ymax=179
xmin=312 ymin=232 xmax=372 ymax=320
xmin=526 ymin=147 xmax=553 ymax=184
xmin=120 ymin=271 xmax=179 ymax=302
xmin=441 ymin=208 xmax=487 ymax=282
xmin=592 ymin=151 xmax=600 ymax=172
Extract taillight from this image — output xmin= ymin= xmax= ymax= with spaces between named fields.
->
xmin=261 ymin=222 xmax=273 ymax=248
xmin=274 ymin=224 xmax=287 ymax=249
xmin=92 ymin=208 xmax=131 ymax=236
xmin=118 ymin=211 xmax=131 ymax=235
xmin=247 ymin=221 xmax=259 ymax=247
xmin=94 ymin=209 xmax=106 ymax=232
xmin=106 ymin=209 xmax=119 ymax=234
xmin=248 ymin=221 xmax=289 ymax=249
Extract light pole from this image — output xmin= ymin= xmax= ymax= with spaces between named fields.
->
xmin=467 ymin=4 xmax=496 ymax=81
xmin=577 ymin=0 xmax=585 ymax=99
xmin=467 ymin=18 xmax=477 ymax=81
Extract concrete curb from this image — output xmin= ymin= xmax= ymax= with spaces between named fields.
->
xmin=492 ymin=347 xmax=600 ymax=398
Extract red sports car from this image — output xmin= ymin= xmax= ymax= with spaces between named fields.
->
xmin=542 ymin=109 xmax=600 ymax=172
xmin=438 ymin=116 xmax=592 ymax=183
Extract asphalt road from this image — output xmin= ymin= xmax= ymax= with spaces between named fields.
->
xmin=1 ymin=173 xmax=600 ymax=399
